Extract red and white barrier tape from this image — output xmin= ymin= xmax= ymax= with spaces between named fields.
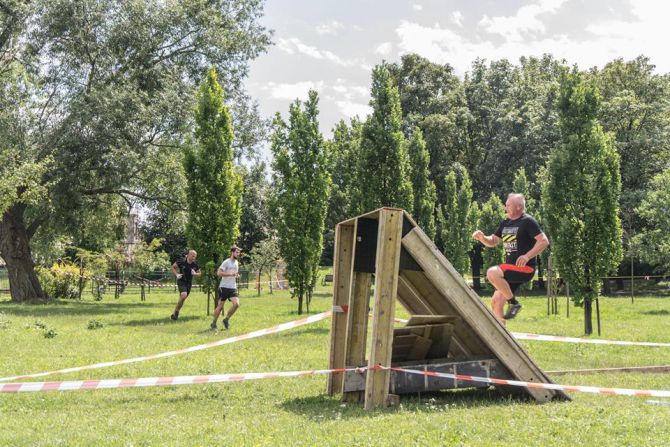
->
xmin=510 ymin=332 xmax=670 ymax=347
xmin=0 ymin=311 xmax=331 ymax=383
xmin=389 ymin=367 xmax=670 ymax=398
xmin=0 ymin=367 xmax=363 ymax=393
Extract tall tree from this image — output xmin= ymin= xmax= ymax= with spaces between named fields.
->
xmin=478 ymin=193 xmax=506 ymax=273
xmin=358 ymin=63 xmax=413 ymax=212
xmin=439 ymin=163 xmax=475 ymax=275
xmin=543 ymin=70 xmax=623 ymax=335
xmin=270 ymin=90 xmax=330 ymax=314
xmin=185 ymin=67 xmax=243 ymax=297
xmin=633 ymin=170 xmax=670 ymax=274
xmin=0 ymin=0 xmax=270 ymax=302
xmin=238 ymin=162 xmax=271 ymax=254
xmin=407 ymin=127 xmax=436 ymax=239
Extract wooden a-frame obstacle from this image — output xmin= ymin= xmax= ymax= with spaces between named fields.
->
xmin=327 ymin=208 xmax=570 ymax=410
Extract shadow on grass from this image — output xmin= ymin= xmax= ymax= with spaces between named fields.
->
xmin=0 ymin=300 xmax=165 ymax=318
xmin=281 ymin=327 xmax=330 ymax=337
xmin=642 ymin=309 xmax=670 ymax=316
xmin=279 ymin=387 xmax=536 ymax=420
xmin=109 ymin=315 xmax=201 ymax=327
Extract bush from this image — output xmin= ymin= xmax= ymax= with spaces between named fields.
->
xmin=36 ymin=262 xmax=91 ymax=299
xmin=87 ymin=319 xmax=104 ymax=330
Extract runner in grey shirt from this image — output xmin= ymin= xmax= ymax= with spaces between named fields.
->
xmin=211 ymin=245 xmax=241 ymax=330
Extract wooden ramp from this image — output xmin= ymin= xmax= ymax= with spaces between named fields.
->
xmin=327 ymin=207 xmax=570 ymax=410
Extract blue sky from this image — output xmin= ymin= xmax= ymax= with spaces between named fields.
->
xmin=245 ymin=0 xmax=668 ymax=142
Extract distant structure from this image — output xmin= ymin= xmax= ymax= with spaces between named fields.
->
xmin=124 ymin=211 xmax=140 ymax=262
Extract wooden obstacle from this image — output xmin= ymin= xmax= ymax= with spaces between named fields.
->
xmin=327 ymin=208 xmax=570 ymax=410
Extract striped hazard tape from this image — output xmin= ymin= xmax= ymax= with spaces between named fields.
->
xmin=0 ymin=367 xmax=362 ymax=393
xmin=2 ymin=365 xmax=670 ymax=398
xmin=510 ymin=332 xmax=670 ymax=347
xmin=0 ymin=311 xmax=332 ymax=383
xmin=389 ymin=367 xmax=670 ymax=398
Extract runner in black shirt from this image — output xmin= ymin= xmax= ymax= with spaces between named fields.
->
xmin=170 ymin=249 xmax=201 ymax=321
xmin=472 ymin=194 xmax=549 ymax=324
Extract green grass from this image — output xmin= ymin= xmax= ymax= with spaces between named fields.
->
xmin=1 ymin=284 xmax=669 ymax=446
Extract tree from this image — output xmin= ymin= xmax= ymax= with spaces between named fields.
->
xmin=270 ymin=90 xmax=330 ymax=314
xmin=439 ymin=164 xmax=475 ymax=275
xmin=322 ymin=118 xmax=363 ymax=265
xmin=185 ymin=67 xmax=243 ymax=299
xmin=0 ymin=0 xmax=270 ymax=302
xmin=407 ymin=127 xmax=437 ymax=239
xmin=238 ymin=162 xmax=271 ymax=254
xmin=542 ymin=70 xmax=623 ymax=335
xmin=247 ymin=236 xmax=280 ymax=296
xmin=633 ymin=170 xmax=670 ymax=274
xmin=358 ymin=63 xmax=413 ymax=212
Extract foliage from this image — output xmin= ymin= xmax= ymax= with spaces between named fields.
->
xmin=407 ymin=127 xmax=437 ymax=239
xmin=247 ymin=236 xmax=280 ymax=295
xmin=132 ymin=239 xmax=170 ymax=276
xmin=439 ymin=163 xmax=475 ymax=274
xmin=633 ymin=170 xmax=670 ymax=274
xmin=185 ymin=67 xmax=243 ymax=294
xmin=543 ymin=69 xmax=623 ymax=334
xmin=270 ymin=90 xmax=330 ymax=314
xmin=238 ymin=162 xmax=271 ymax=254
xmin=479 ymin=193 xmax=506 ymax=271
xmin=36 ymin=262 xmax=90 ymax=300
xmin=358 ymin=63 xmax=413 ymax=212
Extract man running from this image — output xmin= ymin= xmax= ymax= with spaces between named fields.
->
xmin=472 ymin=193 xmax=549 ymax=323
xmin=211 ymin=245 xmax=241 ymax=330
xmin=170 ymin=249 xmax=201 ymax=321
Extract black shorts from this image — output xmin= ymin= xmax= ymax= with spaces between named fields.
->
xmin=177 ymin=280 xmax=192 ymax=295
xmin=218 ymin=287 xmax=238 ymax=302
xmin=499 ymin=264 xmax=535 ymax=294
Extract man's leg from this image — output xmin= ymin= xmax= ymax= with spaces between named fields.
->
xmin=222 ymin=297 xmax=240 ymax=330
xmin=486 ymin=266 xmax=514 ymax=323
xmin=171 ymin=291 xmax=188 ymax=320
xmin=211 ymin=297 xmax=226 ymax=328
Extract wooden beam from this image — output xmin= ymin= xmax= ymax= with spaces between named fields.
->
xmin=342 ymin=271 xmax=371 ymax=402
xmin=364 ymin=209 xmax=403 ymax=410
xmin=402 ymin=228 xmax=569 ymax=402
xmin=327 ymin=222 xmax=356 ymax=395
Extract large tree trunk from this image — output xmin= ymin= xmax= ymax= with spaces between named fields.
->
xmin=583 ymin=299 xmax=593 ymax=335
xmin=0 ymin=204 xmax=47 ymax=302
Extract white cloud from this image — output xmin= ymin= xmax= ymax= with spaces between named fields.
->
xmin=276 ymin=37 xmax=357 ymax=67
xmin=264 ymin=81 xmax=325 ymax=101
xmin=451 ymin=11 xmax=464 ymax=27
xmin=336 ymin=100 xmax=372 ymax=119
xmin=375 ymin=42 xmax=393 ymax=56
xmin=316 ymin=20 xmax=344 ymax=36
xmin=478 ymin=0 xmax=567 ymax=42
xmin=412 ymin=4 xmax=423 ymax=11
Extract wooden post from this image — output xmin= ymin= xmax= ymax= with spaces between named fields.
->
xmin=342 ymin=271 xmax=371 ymax=402
xmin=364 ymin=209 xmax=403 ymax=410
xmin=327 ymin=223 xmax=356 ymax=395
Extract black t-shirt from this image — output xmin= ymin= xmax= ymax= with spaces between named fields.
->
xmin=494 ymin=214 xmax=543 ymax=267
xmin=175 ymin=257 xmax=200 ymax=284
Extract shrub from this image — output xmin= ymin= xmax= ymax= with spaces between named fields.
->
xmin=36 ymin=262 xmax=91 ymax=299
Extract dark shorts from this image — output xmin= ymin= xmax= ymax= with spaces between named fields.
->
xmin=499 ymin=264 xmax=535 ymax=294
xmin=218 ymin=287 xmax=238 ymax=302
xmin=178 ymin=280 xmax=192 ymax=295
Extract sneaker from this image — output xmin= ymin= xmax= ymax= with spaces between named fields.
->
xmin=170 ymin=313 xmax=178 ymax=321
xmin=210 ymin=322 xmax=217 ymax=330
xmin=504 ymin=302 xmax=523 ymax=320
xmin=222 ymin=318 xmax=229 ymax=330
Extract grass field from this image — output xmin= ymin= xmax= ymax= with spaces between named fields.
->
xmin=1 ymin=282 xmax=669 ymax=446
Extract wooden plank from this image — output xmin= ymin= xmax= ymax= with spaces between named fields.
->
xmin=364 ymin=209 xmax=403 ymax=410
xmin=327 ymin=223 xmax=356 ymax=395
xmin=407 ymin=335 xmax=432 ymax=361
xmin=401 ymin=270 xmax=484 ymax=359
xmin=342 ymin=271 xmax=371 ymax=402
xmin=402 ymin=228 xmax=570 ymax=402
xmin=406 ymin=315 xmax=456 ymax=326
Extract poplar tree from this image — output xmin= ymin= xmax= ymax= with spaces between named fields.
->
xmin=440 ymin=164 xmax=475 ymax=274
xmin=185 ymin=67 xmax=243 ymax=296
xmin=359 ymin=63 xmax=413 ymax=212
xmin=479 ymin=193 xmax=506 ymax=273
xmin=407 ymin=127 xmax=437 ymax=239
xmin=543 ymin=70 xmax=623 ymax=335
xmin=270 ymin=90 xmax=330 ymax=314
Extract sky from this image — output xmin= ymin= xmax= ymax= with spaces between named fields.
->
xmin=245 ymin=0 xmax=670 ymax=143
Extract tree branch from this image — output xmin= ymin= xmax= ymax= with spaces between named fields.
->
xmin=82 ymin=187 xmax=185 ymax=210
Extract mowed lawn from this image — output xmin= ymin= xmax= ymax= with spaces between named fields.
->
xmin=1 ymin=282 xmax=669 ymax=447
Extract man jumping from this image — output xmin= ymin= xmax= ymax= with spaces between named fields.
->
xmin=472 ymin=193 xmax=549 ymax=323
